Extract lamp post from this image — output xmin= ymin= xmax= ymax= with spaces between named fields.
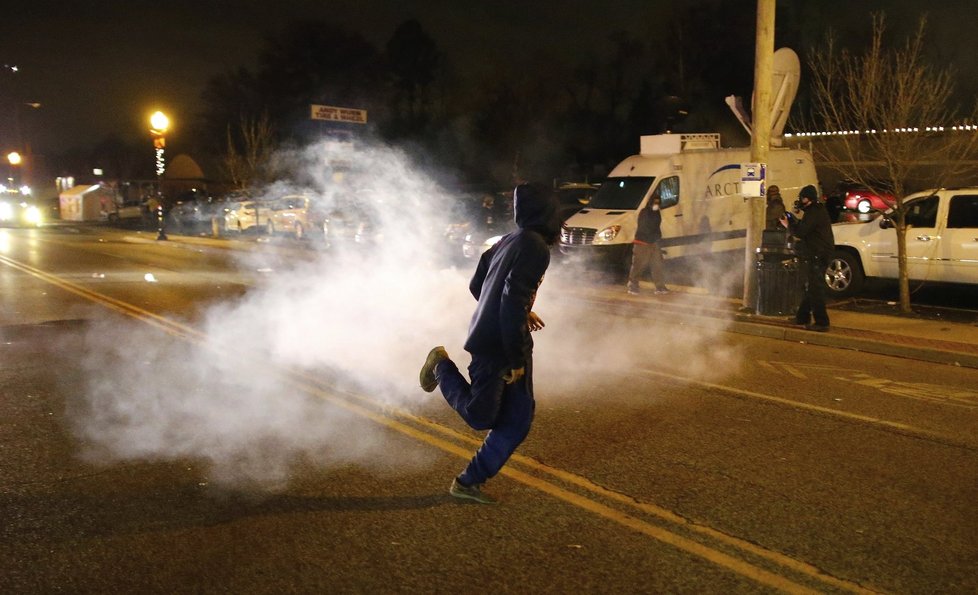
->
xmin=6 ymin=151 xmax=21 ymax=190
xmin=150 ymin=111 xmax=169 ymax=240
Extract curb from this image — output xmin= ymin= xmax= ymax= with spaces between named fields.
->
xmin=570 ymin=291 xmax=978 ymax=370
xmin=728 ymin=316 xmax=978 ymax=370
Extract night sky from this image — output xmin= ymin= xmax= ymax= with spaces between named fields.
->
xmin=1 ymin=0 xmax=975 ymax=158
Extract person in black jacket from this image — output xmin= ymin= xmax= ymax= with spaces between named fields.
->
xmin=780 ymin=184 xmax=835 ymax=331
xmin=419 ymin=182 xmax=559 ymax=504
xmin=626 ymin=194 xmax=669 ymax=295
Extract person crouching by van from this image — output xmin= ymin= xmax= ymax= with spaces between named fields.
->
xmin=627 ymin=194 xmax=669 ymax=295
xmin=780 ymin=184 xmax=834 ymax=332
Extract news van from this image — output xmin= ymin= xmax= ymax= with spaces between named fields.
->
xmin=560 ymin=47 xmax=819 ymax=267
xmin=558 ymin=132 xmax=819 ymax=265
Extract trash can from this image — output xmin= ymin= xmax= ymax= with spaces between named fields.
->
xmin=755 ymin=254 xmax=804 ymax=316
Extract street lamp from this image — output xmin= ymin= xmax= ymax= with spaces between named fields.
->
xmin=5 ymin=152 xmax=21 ymax=190
xmin=150 ymin=110 xmax=169 ymax=240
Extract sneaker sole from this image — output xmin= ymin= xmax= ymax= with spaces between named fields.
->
xmin=419 ymin=347 xmax=446 ymax=392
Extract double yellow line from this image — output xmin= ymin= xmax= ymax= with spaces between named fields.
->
xmin=1 ymin=252 xmax=877 ymax=593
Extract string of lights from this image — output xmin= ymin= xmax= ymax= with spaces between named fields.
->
xmin=787 ymin=124 xmax=978 ymax=138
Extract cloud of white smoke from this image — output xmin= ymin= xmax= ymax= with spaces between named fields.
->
xmin=71 ymin=137 xmax=742 ymax=491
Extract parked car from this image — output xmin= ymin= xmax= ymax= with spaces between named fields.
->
xmin=0 ymin=188 xmax=43 ymax=227
xmin=223 ymin=199 xmax=272 ymax=233
xmin=829 ymin=181 xmax=896 ymax=215
xmin=826 ymin=187 xmax=978 ymax=296
xmin=267 ymin=194 xmax=324 ymax=240
xmin=322 ymin=201 xmax=368 ymax=247
xmin=461 ymin=191 xmax=515 ymax=259
xmin=443 ymin=191 xmax=495 ymax=259
xmin=167 ymin=190 xmax=221 ymax=232
xmin=555 ymin=181 xmax=600 ymax=222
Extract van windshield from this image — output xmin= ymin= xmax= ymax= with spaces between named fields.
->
xmin=587 ymin=177 xmax=654 ymax=209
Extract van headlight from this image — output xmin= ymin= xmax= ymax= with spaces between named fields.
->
xmin=593 ymin=225 xmax=621 ymax=244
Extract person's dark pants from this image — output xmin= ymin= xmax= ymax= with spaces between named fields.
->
xmin=627 ymin=241 xmax=667 ymax=291
xmin=795 ymin=255 xmax=830 ymax=327
xmin=435 ymin=353 xmax=535 ymax=486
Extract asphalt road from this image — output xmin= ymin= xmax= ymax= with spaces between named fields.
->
xmin=1 ymin=225 xmax=976 ymax=593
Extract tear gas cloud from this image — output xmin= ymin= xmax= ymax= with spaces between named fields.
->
xmin=72 ymin=138 xmax=742 ymax=491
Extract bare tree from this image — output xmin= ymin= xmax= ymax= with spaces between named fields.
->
xmin=223 ymin=112 xmax=275 ymax=193
xmin=807 ymin=13 xmax=978 ymax=313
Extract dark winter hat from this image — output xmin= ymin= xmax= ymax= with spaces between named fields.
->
xmin=798 ymin=184 xmax=819 ymax=202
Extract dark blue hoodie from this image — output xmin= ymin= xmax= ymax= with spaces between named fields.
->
xmin=463 ymin=183 xmax=559 ymax=370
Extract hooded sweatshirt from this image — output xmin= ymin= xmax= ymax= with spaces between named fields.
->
xmin=463 ymin=183 xmax=559 ymax=370
xmin=790 ymin=188 xmax=834 ymax=260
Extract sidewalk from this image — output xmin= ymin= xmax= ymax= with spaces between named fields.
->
xmin=576 ymin=282 xmax=978 ymax=370
xmin=127 ymin=230 xmax=978 ymax=370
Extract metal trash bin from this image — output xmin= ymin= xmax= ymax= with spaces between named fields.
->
xmin=755 ymin=254 xmax=804 ymax=316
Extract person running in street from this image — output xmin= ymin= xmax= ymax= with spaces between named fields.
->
xmin=419 ymin=182 xmax=560 ymax=504
xmin=626 ymin=194 xmax=669 ymax=295
xmin=780 ymin=184 xmax=835 ymax=332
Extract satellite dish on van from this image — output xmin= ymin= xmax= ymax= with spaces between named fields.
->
xmin=724 ymin=47 xmax=801 ymax=146
xmin=769 ymin=47 xmax=800 ymax=143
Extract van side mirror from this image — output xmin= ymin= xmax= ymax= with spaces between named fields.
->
xmin=879 ymin=218 xmax=893 ymax=229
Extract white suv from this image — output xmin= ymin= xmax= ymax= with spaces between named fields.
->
xmin=827 ymin=187 xmax=978 ymax=296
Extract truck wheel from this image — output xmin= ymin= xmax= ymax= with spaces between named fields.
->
xmin=825 ymin=250 xmax=864 ymax=297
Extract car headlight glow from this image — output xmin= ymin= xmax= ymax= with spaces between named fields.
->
xmin=594 ymin=225 xmax=621 ymax=244
xmin=24 ymin=206 xmax=41 ymax=225
xmin=0 ymin=202 xmax=13 ymax=221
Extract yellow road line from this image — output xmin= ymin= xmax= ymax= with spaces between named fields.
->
xmin=285 ymin=375 xmax=838 ymax=595
xmin=384 ymin=409 xmax=872 ymax=593
xmin=0 ymin=254 xmax=206 ymax=342
xmin=1 ymin=253 xmax=875 ymax=593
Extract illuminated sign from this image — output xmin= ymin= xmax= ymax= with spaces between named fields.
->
xmin=310 ymin=104 xmax=368 ymax=124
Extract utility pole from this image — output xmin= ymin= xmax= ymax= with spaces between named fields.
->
xmin=742 ymin=0 xmax=776 ymax=310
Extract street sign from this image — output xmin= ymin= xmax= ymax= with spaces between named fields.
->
xmin=741 ymin=162 xmax=766 ymax=198
xmin=310 ymin=104 xmax=368 ymax=124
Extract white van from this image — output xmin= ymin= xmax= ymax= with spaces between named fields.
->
xmin=559 ymin=133 xmax=819 ymax=266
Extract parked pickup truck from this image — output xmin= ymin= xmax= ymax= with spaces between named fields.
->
xmin=826 ymin=187 xmax=978 ymax=296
